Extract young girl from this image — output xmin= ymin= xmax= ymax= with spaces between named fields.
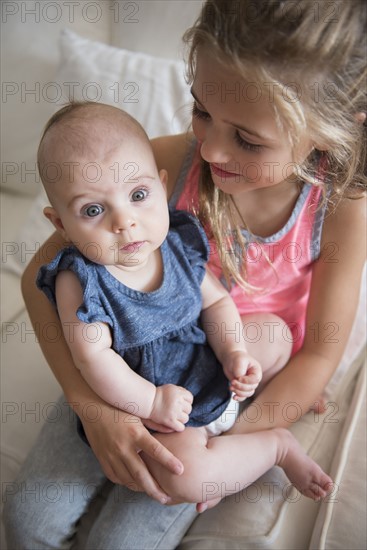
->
xmin=4 ymin=0 xmax=366 ymax=548
xmin=36 ymin=100 xmax=330 ymax=510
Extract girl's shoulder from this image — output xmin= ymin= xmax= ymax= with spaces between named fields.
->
xmin=151 ymin=132 xmax=195 ymax=198
xmin=323 ymin=193 xmax=366 ymax=236
xmin=321 ymin=193 xmax=366 ymax=262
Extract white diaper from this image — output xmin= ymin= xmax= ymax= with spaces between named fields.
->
xmin=204 ymin=397 xmax=240 ymax=437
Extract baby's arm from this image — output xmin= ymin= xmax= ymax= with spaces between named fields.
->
xmin=200 ymin=269 xmax=262 ymax=400
xmin=56 ymin=270 xmax=192 ymax=431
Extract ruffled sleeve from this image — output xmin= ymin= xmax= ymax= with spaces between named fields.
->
xmin=36 ymin=246 xmax=113 ymax=327
xmin=168 ymin=209 xmax=209 ymax=285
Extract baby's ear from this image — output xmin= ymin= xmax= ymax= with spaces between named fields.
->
xmin=43 ymin=207 xmax=69 ymax=240
xmin=159 ymin=169 xmax=168 ymax=189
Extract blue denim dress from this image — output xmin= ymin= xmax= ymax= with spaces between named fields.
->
xmin=37 ymin=210 xmax=231 ymax=428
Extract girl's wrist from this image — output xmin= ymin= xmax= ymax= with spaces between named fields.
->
xmin=62 ymin=374 xmax=111 ymax=414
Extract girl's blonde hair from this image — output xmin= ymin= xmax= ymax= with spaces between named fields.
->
xmin=183 ymin=0 xmax=366 ymax=290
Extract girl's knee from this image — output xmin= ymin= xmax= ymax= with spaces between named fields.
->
xmin=3 ymin=479 xmax=81 ymax=548
xmin=242 ymin=312 xmax=287 ymax=342
xmin=3 ymin=484 xmax=35 ymax=545
xmin=263 ymin=313 xmax=293 ymax=363
xmin=242 ymin=312 xmax=292 ymax=372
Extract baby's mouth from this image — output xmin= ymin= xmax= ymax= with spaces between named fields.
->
xmin=120 ymin=241 xmax=145 ymax=253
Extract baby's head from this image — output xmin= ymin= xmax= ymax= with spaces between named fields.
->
xmin=38 ymin=101 xmax=155 ymax=206
xmin=185 ymin=0 xmax=366 ymax=196
xmin=37 ymin=101 xmax=169 ymax=268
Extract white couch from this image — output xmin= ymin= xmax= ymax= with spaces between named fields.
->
xmin=1 ymin=2 xmax=366 ymax=548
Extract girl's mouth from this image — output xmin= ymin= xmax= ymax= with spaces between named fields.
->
xmin=210 ymin=164 xmax=240 ymax=179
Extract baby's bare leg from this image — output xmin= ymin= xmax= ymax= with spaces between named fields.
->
xmin=141 ymin=426 xmax=333 ymax=508
xmin=226 ymin=417 xmax=333 ymax=502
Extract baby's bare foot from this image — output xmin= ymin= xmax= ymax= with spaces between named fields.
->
xmin=275 ymin=428 xmax=333 ymax=501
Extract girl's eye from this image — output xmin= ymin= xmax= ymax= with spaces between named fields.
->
xmin=234 ymin=132 xmax=262 ymax=152
xmin=131 ymin=189 xmax=148 ymax=202
xmin=193 ymin=99 xmax=262 ymax=152
xmin=83 ymin=204 xmax=104 ymax=217
xmin=192 ymin=102 xmax=211 ymax=120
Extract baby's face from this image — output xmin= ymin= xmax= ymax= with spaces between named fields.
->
xmin=47 ymin=132 xmax=169 ymax=271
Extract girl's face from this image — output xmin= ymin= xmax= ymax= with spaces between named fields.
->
xmin=191 ymin=49 xmax=312 ymax=196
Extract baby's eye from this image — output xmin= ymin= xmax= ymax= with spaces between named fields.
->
xmin=131 ymin=189 xmax=148 ymax=202
xmin=83 ymin=204 xmax=104 ymax=217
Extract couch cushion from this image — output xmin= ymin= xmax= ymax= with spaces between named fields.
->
xmin=1 ymin=308 xmax=61 ymax=466
xmin=0 ymin=270 xmax=24 ymax=323
xmin=309 ymin=364 xmax=366 ymax=550
xmin=1 ymin=192 xmax=36 ymax=276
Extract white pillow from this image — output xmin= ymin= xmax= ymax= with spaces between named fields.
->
xmin=12 ymin=28 xmax=193 ymax=275
xmin=55 ymin=29 xmax=192 ymax=138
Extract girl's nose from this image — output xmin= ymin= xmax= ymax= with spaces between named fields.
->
xmin=200 ymin=127 xmax=233 ymax=164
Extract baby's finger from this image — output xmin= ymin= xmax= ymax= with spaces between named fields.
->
xmin=231 ymin=361 xmax=251 ymax=379
xmin=230 ymin=379 xmax=258 ymax=392
xmin=177 ymin=387 xmax=193 ymax=404
xmin=184 ymin=390 xmax=194 ymax=404
xmin=238 ymin=372 xmax=261 ymax=385
xmin=182 ymin=401 xmax=192 ymax=415
xmin=232 ymin=389 xmax=256 ymax=401
xmin=172 ymin=420 xmax=186 ymax=432
xmin=178 ymin=411 xmax=190 ymax=425
xmin=246 ymin=365 xmax=262 ymax=380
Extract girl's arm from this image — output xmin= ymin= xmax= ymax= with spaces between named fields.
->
xmin=241 ymin=195 xmax=366 ymax=433
xmin=55 ymin=270 xmax=192 ymax=431
xmin=21 ymin=230 xmax=185 ymax=502
xmin=200 ymin=269 xmax=262 ymax=399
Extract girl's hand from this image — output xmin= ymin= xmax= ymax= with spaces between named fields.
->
xmin=80 ymin=401 xmax=184 ymax=504
xmin=150 ymin=384 xmax=193 ymax=432
xmin=223 ymin=351 xmax=262 ymax=402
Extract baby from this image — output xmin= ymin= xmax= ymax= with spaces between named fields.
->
xmin=37 ymin=101 xmax=333 ymax=509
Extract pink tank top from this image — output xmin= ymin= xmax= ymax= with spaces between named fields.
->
xmin=170 ymin=140 xmax=327 ymax=354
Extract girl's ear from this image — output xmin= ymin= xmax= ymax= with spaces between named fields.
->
xmin=355 ymin=111 xmax=366 ymax=125
xmin=313 ymin=112 xmax=366 ymax=153
xmin=43 ymin=207 xmax=69 ymax=241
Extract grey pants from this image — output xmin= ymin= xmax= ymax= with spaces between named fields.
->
xmin=3 ymin=396 xmax=197 ymax=549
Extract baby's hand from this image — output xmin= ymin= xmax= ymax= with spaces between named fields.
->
xmin=223 ymin=351 xmax=262 ymax=402
xmin=150 ymin=384 xmax=193 ymax=431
